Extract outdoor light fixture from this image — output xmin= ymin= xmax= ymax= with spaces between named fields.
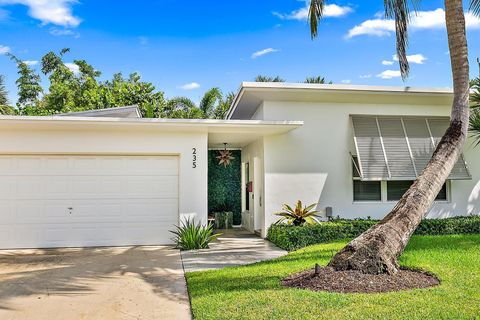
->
xmin=216 ymin=143 xmax=235 ymax=167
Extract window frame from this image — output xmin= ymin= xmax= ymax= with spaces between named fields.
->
xmin=352 ymin=155 xmax=451 ymax=204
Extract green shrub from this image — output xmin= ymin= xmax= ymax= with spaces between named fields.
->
xmin=170 ymin=218 xmax=219 ymax=250
xmin=267 ymin=216 xmax=480 ymax=251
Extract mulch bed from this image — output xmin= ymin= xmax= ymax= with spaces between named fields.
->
xmin=282 ymin=266 xmax=440 ymax=293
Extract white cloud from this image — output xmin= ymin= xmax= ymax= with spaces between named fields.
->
xmin=0 ymin=44 xmax=10 ymax=54
xmin=341 ymin=79 xmax=351 ymax=84
xmin=347 ymin=8 xmax=480 ymax=38
xmin=273 ymin=3 xmax=352 ymax=20
xmin=64 ymin=62 xmax=79 ymax=74
xmin=393 ymin=53 xmax=427 ymax=64
xmin=347 ymin=18 xmax=395 ymax=38
xmin=49 ymin=27 xmax=78 ymax=37
xmin=324 ymin=4 xmax=353 ymax=17
xmin=0 ymin=0 xmax=81 ymax=27
xmin=359 ymin=74 xmax=372 ymax=79
xmin=382 ymin=60 xmax=394 ymax=66
xmin=465 ymin=12 xmax=480 ymax=29
xmin=22 ymin=60 xmax=38 ymax=65
xmin=179 ymin=82 xmax=200 ymax=90
xmin=377 ymin=70 xmax=401 ymax=79
xmin=251 ymin=48 xmax=279 ymax=59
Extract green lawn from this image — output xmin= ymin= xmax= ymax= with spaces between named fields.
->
xmin=185 ymin=235 xmax=480 ymax=320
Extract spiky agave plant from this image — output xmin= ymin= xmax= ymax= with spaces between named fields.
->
xmin=275 ymin=200 xmax=320 ymax=226
xmin=170 ymin=218 xmax=219 ymax=250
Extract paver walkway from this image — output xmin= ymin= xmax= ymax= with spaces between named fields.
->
xmin=181 ymin=229 xmax=287 ymax=272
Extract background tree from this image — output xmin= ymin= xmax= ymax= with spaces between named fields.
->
xmin=470 ymin=71 xmax=480 ymax=145
xmin=6 ymin=53 xmax=43 ymax=113
xmin=212 ymin=92 xmax=236 ymax=119
xmin=304 ymin=76 xmax=332 ymax=84
xmin=309 ymin=0 xmax=479 ymax=274
xmin=0 ymin=75 xmax=8 ymax=106
xmin=0 ymin=74 xmax=16 ymax=115
xmin=100 ymin=72 xmax=165 ymax=117
xmin=254 ymin=75 xmax=285 ymax=82
xmin=163 ymin=88 xmax=233 ymax=119
xmin=199 ymin=87 xmax=222 ymax=118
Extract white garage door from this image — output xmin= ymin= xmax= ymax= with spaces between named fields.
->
xmin=0 ymin=155 xmax=179 ymax=249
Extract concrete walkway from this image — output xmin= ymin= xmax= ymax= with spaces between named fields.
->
xmin=0 ymin=246 xmax=191 ymax=320
xmin=181 ymin=229 xmax=287 ymax=272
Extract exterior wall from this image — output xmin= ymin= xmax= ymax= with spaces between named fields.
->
xmin=251 ymin=102 xmax=265 ymax=120
xmin=241 ymin=138 xmax=265 ymax=235
xmin=259 ymin=100 xmax=480 ymax=230
xmin=0 ymin=126 xmax=208 ymax=225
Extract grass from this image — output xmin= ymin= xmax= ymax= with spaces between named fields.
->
xmin=185 ymin=235 xmax=480 ymax=320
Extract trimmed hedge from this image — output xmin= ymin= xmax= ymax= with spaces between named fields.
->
xmin=267 ymin=216 xmax=480 ymax=251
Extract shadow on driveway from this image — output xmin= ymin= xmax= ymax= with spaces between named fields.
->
xmin=0 ymin=246 xmax=191 ymax=320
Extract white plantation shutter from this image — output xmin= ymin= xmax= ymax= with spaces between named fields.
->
xmin=377 ymin=117 xmax=417 ymax=179
xmin=427 ymin=118 xmax=471 ymax=179
xmin=351 ymin=116 xmax=471 ymax=180
xmin=351 ymin=116 xmax=388 ymax=180
xmin=403 ymin=118 xmax=436 ymax=177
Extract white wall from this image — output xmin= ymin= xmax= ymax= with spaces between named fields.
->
xmin=259 ymin=100 xmax=480 ymax=230
xmin=0 ymin=126 xmax=208 ymax=225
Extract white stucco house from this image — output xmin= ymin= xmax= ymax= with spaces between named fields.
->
xmin=0 ymin=83 xmax=478 ymax=249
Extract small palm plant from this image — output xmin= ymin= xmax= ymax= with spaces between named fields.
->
xmin=275 ymin=200 xmax=320 ymax=226
xmin=170 ymin=218 xmax=219 ymax=250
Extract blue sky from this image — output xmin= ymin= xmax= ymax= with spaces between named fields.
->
xmin=0 ymin=0 xmax=479 ymax=104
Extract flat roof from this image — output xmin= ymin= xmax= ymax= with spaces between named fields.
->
xmin=59 ymin=105 xmax=141 ymax=118
xmin=0 ymin=115 xmax=303 ymax=148
xmin=227 ymin=82 xmax=455 ymax=120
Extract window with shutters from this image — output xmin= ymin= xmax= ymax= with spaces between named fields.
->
xmin=351 ymin=115 xmax=471 ymax=181
xmin=352 ymin=156 xmax=450 ymax=202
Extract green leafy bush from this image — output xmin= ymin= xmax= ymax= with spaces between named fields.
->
xmin=170 ymin=219 xmax=219 ymax=251
xmin=267 ymin=216 xmax=480 ymax=251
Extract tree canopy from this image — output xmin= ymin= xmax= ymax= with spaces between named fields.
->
xmin=4 ymin=48 xmax=232 ymax=119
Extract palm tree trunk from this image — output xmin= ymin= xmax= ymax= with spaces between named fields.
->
xmin=328 ymin=0 xmax=470 ymax=275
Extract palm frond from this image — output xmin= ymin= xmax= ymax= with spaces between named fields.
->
xmin=308 ymin=0 xmax=325 ymax=39
xmin=384 ymin=0 xmax=418 ymax=80
xmin=470 ymin=0 xmax=480 ymax=16
xmin=199 ymin=87 xmax=222 ymax=116
xmin=470 ymin=109 xmax=480 ymax=147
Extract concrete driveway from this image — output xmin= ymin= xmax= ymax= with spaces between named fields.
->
xmin=0 ymin=246 xmax=191 ymax=320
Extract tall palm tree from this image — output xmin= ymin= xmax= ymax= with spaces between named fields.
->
xmin=309 ymin=0 xmax=479 ymax=274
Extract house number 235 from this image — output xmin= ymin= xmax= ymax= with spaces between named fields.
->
xmin=192 ymin=148 xmax=197 ymax=168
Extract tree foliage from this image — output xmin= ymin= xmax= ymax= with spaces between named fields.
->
xmin=304 ymin=76 xmax=331 ymax=84
xmin=470 ymin=75 xmax=480 ymax=145
xmin=254 ymin=75 xmax=285 ymax=82
xmin=6 ymin=48 xmax=232 ymax=119
xmin=0 ymin=75 xmax=8 ymax=106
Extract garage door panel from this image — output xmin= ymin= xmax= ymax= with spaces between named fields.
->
xmin=0 ymin=155 xmax=179 ymax=249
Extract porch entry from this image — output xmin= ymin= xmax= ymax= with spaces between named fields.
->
xmin=207 ymin=149 xmax=242 ymax=227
